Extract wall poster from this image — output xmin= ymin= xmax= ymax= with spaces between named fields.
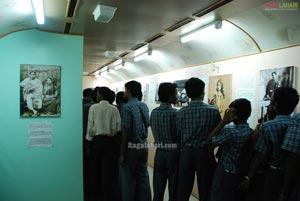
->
xmin=258 ymin=66 xmax=295 ymax=122
xmin=174 ymin=79 xmax=190 ymax=107
xmin=20 ymin=64 xmax=61 ymax=117
xmin=208 ymin=74 xmax=232 ymax=118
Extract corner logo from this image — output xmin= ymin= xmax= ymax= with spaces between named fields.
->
xmin=264 ymin=1 xmax=299 ymax=10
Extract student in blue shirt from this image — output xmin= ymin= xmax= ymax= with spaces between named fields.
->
xmin=120 ymin=80 xmax=151 ymax=201
xmin=207 ymin=98 xmax=253 ymax=201
xmin=177 ymin=77 xmax=221 ymax=201
xmin=150 ymin=82 xmax=179 ymax=201
xmin=239 ymin=87 xmax=299 ymax=201
xmin=279 ymin=113 xmax=300 ymax=201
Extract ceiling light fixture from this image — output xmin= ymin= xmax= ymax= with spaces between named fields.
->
xmin=180 ymin=20 xmax=222 ymax=43
xmin=93 ymin=4 xmax=117 ymax=23
xmin=31 ymin=0 xmax=45 ymax=24
xmin=113 ymin=59 xmax=125 ymax=70
xmin=134 ymin=44 xmax=152 ymax=62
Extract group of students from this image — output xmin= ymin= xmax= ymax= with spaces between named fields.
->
xmin=82 ymin=77 xmax=300 ymax=201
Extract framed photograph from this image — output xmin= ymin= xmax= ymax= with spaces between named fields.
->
xmin=208 ymin=74 xmax=232 ymax=117
xmin=20 ymin=64 xmax=61 ymax=117
xmin=258 ymin=66 xmax=295 ymax=122
xmin=174 ymin=79 xmax=190 ymax=107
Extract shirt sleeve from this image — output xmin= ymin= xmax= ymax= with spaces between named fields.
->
xmin=114 ymin=108 xmax=122 ymax=133
xmin=121 ymin=106 xmax=132 ymax=130
xmin=212 ymin=127 xmax=233 ymax=145
xmin=255 ymin=125 xmax=269 ymax=155
xmin=86 ymin=105 xmax=95 ymax=141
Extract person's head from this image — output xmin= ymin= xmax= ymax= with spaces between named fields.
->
xmin=124 ymin=80 xmax=142 ymax=100
xmin=271 ymin=71 xmax=278 ymax=81
xmin=229 ymin=98 xmax=251 ymax=124
xmin=216 ymin=79 xmax=225 ymax=96
xmin=92 ymin=87 xmax=100 ymax=102
xmin=83 ymin=88 xmax=93 ymax=98
xmin=270 ymin=87 xmax=299 ymax=115
xmin=108 ymin=90 xmax=116 ymax=104
xmin=116 ymin=91 xmax=126 ymax=105
xmin=185 ymin=77 xmax=205 ymax=100
xmin=137 ymin=91 xmax=143 ymax=101
xmin=46 ymin=77 xmax=54 ymax=85
xmin=96 ymin=87 xmax=111 ymax=102
xmin=29 ymin=71 xmax=37 ymax=80
xmin=158 ymin=82 xmax=178 ymax=104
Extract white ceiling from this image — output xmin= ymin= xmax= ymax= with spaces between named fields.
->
xmin=1 ymin=0 xmax=300 ymax=82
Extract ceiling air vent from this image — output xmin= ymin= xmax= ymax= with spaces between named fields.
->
xmin=130 ymin=43 xmax=147 ymax=51
xmin=165 ymin=17 xmax=195 ymax=32
xmin=64 ymin=22 xmax=72 ymax=34
xmin=119 ymin=52 xmax=130 ymax=57
xmin=66 ymin=0 xmax=80 ymax=18
xmin=145 ymin=33 xmax=165 ymax=43
xmin=193 ymin=0 xmax=233 ymax=17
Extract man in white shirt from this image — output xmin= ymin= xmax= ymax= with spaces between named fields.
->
xmin=86 ymin=86 xmax=121 ymax=201
xmin=20 ymin=71 xmax=43 ymax=116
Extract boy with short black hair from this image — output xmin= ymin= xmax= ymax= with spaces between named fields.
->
xmin=239 ymin=87 xmax=299 ymax=201
xmin=150 ymin=82 xmax=179 ymax=201
xmin=177 ymin=77 xmax=221 ymax=201
xmin=207 ymin=98 xmax=253 ymax=201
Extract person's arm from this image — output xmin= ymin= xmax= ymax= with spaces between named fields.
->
xmin=207 ymin=108 xmax=236 ymax=144
xmin=119 ymin=106 xmax=132 ymax=165
xmin=237 ymin=151 xmax=266 ymax=191
xmin=120 ymin=129 xmax=131 ymax=165
xmin=85 ymin=106 xmax=95 ymax=156
xmin=238 ymin=126 xmax=268 ymax=191
xmin=278 ymin=152 xmax=300 ymax=201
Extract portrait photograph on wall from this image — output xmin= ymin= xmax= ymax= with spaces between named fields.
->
xmin=258 ymin=66 xmax=295 ymax=122
xmin=20 ymin=64 xmax=61 ymax=117
xmin=208 ymin=74 xmax=232 ymax=117
xmin=174 ymin=79 xmax=190 ymax=107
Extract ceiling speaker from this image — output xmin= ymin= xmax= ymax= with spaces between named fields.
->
xmin=93 ymin=4 xmax=117 ymax=23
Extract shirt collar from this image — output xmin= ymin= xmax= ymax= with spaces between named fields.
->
xmin=189 ymin=99 xmax=204 ymax=105
xmin=128 ymin=97 xmax=138 ymax=103
xmin=159 ymin=103 xmax=172 ymax=108
xmin=99 ymin=100 xmax=109 ymax=104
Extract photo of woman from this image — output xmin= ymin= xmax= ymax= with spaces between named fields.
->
xmin=208 ymin=74 xmax=232 ymax=117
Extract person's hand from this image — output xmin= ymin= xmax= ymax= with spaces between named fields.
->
xmin=222 ymin=108 xmax=237 ymax=124
xmin=237 ymin=176 xmax=250 ymax=192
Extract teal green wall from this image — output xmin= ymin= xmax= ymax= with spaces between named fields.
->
xmin=0 ymin=30 xmax=83 ymax=201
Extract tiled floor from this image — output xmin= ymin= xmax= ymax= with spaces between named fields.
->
xmin=147 ymin=166 xmax=198 ymax=201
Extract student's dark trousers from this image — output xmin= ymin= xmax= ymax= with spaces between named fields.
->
xmin=120 ymin=147 xmax=151 ymax=201
xmin=178 ymin=146 xmax=216 ymax=201
xmin=89 ymin=135 xmax=115 ymax=201
xmin=210 ymin=165 xmax=244 ymax=201
xmin=153 ymin=148 xmax=179 ymax=201
xmin=262 ymin=167 xmax=284 ymax=201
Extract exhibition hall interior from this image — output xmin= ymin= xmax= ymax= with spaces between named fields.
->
xmin=0 ymin=0 xmax=300 ymax=201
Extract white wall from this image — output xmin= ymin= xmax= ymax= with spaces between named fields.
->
xmin=83 ymin=46 xmax=300 ymax=127
xmin=110 ymin=46 xmax=300 ymax=128
xmin=82 ymin=75 xmax=111 ymax=90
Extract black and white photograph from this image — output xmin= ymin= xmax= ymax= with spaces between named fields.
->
xmin=208 ymin=74 xmax=232 ymax=117
xmin=258 ymin=66 xmax=295 ymax=122
xmin=174 ymin=79 xmax=190 ymax=107
xmin=20 ymin=64 xmax=61 ymax=117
